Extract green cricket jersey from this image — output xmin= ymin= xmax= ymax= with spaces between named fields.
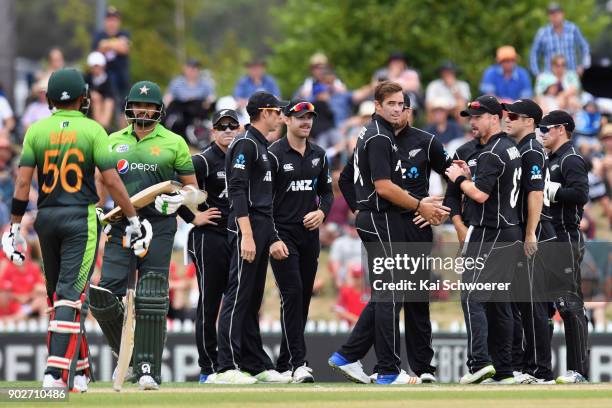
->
xmin=20 ymin=110 xmax=113 ymax=208
xmin=107 ymin=123 xmax=194 ymax=216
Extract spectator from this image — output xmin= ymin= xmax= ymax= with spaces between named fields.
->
xmin=334 ymin=265 xmax=368 ymax=327
xmin=20 ymin=80 xmax=51 ymax=132
xmin=168 ymin=261 xmax=197 ymax=321
xmin=424 ymin=98 xmax=464 ymax=145
xmin=575 ymin=99 xmax=602 ymax=142
xmin=320 ymin=170 xmax=351 ymax=247
xmin=295 ymin=52 xmax=347 ymax=99
xmin=92 ymin=6 xmax=131 ymax=101
xmin=327 ymin=222 xmax=361 ymax=289
xmin=84 ymin=51 xmax=115 ymax=130
xmin=535 ymin=54 xmax=581 ymax=112
xmin=480 ymin=46 xmax=532 ymax=103
xmin=374 ymin=52 xmax=421 ymax=110
xmin=233 ymin=58 xmax=281 ymax=110
xmin=0 ymin=253 xmax=46 ymax=322
xmin=530 ymin=2 xmax=590 ymax=76
xmin=336 ymin=100 xmax=375 ymax=159
xmin=36 ymin=47 xmax=65 ymax=86
xmin=309 ymin=83 xmax=340 ymax=149
xmin=0 ymin=94 xmax=15 ymax=140
xmin=425 ymin=61 xmax=470 ymax=118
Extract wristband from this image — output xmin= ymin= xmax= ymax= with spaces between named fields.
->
xmin=415 ymin=199 xmax=421 ymax=212
xmin=455 ymin=175 xmax=467 ymax=189
xmin=11 ymin=198 xmax=29 ymax=217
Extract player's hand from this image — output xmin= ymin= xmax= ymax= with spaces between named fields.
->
xmin=456 ymin=223 xmax=468 ymax=246
xmin=270 ymin=240 xmax=290 ymax=260
xmin=445 ymin=163 xmax=467 ymax=182
xmin=1 ymin=223 xmax=27 ymax=266
xmin=193 ymin=208 xmax=222 ymax=226
xmin=524 ymin=232 xmax=538 ymax=258
xmin=418 ymin=198 xmax=450 ymax=226
xmin=303 ymin=209 xmax=325 ymax=231
xmin=155 ymin=193 xmax=184 ymax=215
xmin=240 ymin=233 xmax=256 ymax=263
xmin=123 ymin=217 xmax=153 ymax=258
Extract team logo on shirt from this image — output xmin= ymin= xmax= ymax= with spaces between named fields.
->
xmin=60 ymin=121 xmax=69 ymax=128
xmin=234 ymin=153 xmax=246 ymax=169
xmin=530 ymin=165 xmax=542 ymax=180
xmin=551 ymin=164 xmax=560 ymax=172
xmin=406 ymin=166 xmax=420 ymax=179
xmin=216 ymin=171 xmax=225 ymax=179
xmin=263 ymin=171 xmax=272 ymax=181
xmin=288 ymin=179 xmax=314 ymax=191
xmin=116 ymin=144 xmax=130 ymax=153
xmin=311 ymin=158 xmax=320 ymax=167
xmin=468 ymin=159 xmax=477 ymax=167
xmin=117 ymin=159 xmax=129 ymax=174
xmin=408 ymin=148 xmax=422 ymax=159
xmin=283 ymin=163 xmax=294 ymax=172
xmin=262 ymin=154 xmax=268 ymax=162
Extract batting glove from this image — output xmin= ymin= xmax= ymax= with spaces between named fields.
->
xmin=2 ymin=223 xmax=27 ymax=266
xmin=547 ymin=181 xmax=561 ymax=203
xmin=123 ymin=216 xmax=153 ymax=258
xmin=155 ymin=193 xmax=184 ymax=215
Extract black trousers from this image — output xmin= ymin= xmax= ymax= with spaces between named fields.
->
xmin=461 ymin=225 xmax=521 ymax=380
xmin=402 ymin=213 xmax=435 ymax=376
xmin=270 ymin=223 xmax=320 ymax=372
xmin=511 ymin=221 xmax=555 ymax=380
xmin=217 ymin=214 xmax=275 ymax=374
xmin=188 ymin=227 xmax=231 ymax=375
xmin=338 ymin=210 xmax=404 ymax=375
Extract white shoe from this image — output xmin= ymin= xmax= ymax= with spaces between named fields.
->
xmin=112 ymin=365 xmax=135 ymax=382
xmin=459 ymin=365 xmax=496 ymax=384
xmin=380 ymin=370 xmax=421 ymax=385
xmin=205 ymin=373 xmax=217 ymax=384
xmin=73 ymin=375 xmax=89 ymax=392
xmin=214 ymin=369 xmax=257 ymax=384
xmin=138 ymin=375 xmax=160 ymax=390
xmin=482 ymin=377 xmax=516 ymax=385
xmin=514 ymin=373 xmax=537 ymax=384
xmin=419 ymin=373 xmax=437 ymax=383
xmin=280 ymin=370 xmax=292 ymax=379
xmin=42 ymin=374 xmax=67 ymax=389
xmin=535 ymin=378 xmax=556 ymax=384
xmin=255 ymin=369 xmax=292 ymax=384
xmin=293 ymin=365 xmax=314 ymax=383
xmin=328 ymin=354 xmax=370 ymax=384
xmin=369 ymin=373 xmax=378 ymax=383
xmin=556 ymin=370 xmax=588 ymax=384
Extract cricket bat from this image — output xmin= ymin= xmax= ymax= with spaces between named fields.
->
xmin=102 ymin=180 xmax=184 ymax=223
xmin=113 ymin=254 xmax=137 ymax=392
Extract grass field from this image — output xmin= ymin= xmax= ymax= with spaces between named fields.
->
xmin=2 ymin=382 xmax=611 ymax=408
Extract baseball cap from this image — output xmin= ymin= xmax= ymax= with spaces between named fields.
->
xmin=496 ymin=46 xmax=517 ymax=62
xmin=548 ymin=2 xmax=563 ymax=13
xmin=246 ymin=91 xmax=288 ymax=116
xmin=540 ymin=110 xmax=575 ymax=132
xmin=283 ymin=99 xmax=317 ymax=118
xmin=186 ymin=59 xmax=201 ymax=68
xmin=246 ymin=58 xmax=266 ymax=67
xmin=502 ymin=99 xmax=543 ymax=124
xmin=437 ymin=60 xmax=458 ymax=74
xmin=309 ymin=52 xmax=328 ymax=67
xmin=212 ymin=109 xmax=239 ymax=126
xmin=460 ymin=95 xmax=503 ymax=118
xmin=430 ymin=97 xmax=452 ymax=110
xmin=106 ymin=5 xmax=120 ymax=17
xmin=87 ymin=51 xmax=106 ymax=67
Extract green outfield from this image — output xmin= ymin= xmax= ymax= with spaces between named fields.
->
xmin=1 ymin=382 xmax=611 ymax=408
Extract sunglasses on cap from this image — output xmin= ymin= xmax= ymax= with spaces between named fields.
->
xmin=538 ymin=123 xmax=567 ymax=134
xmin=467 ymin=101 xmax=492 ymax=114
xmin=289 ymin=101 xmax=315 ymax=114
xmin=214 ymin=123 xmax=239 ymax=131
xmin=259 ymin=107 xmax=281 ymax=113
xmin=507 ymin=112 xmax=531 ymax=121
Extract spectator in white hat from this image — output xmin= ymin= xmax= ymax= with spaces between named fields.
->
xmin=84 ymin=51 xmax=115 ymax=130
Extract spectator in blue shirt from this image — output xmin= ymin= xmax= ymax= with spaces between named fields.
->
xmin=165 ymin=59 xmax=215 ymax=105
xmin=530 ymin=3 xmax=590 ymax=76
xmin=479 ymin=45 xmax=533 ymax=103
xmin=233 ymin=59 xmax=281 ymax=110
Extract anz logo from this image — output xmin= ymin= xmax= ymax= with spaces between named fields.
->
xmin=530 ymin=165 xmax=542 ymax=180
xmin=406 ymin=166 xmax=420 ymax=179
xmin=287 ymin=179 xmax=314 ymax=191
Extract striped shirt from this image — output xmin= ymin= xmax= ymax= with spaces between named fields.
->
xmin=529 ymin=21 xmax=590 ymax=75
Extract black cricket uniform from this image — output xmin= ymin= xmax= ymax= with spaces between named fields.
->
xmin=396 ymin=126 xmax=451 ymax=377
xmin=217 ymin=125 xmax=278 ymax=374
xmin=461 ymin=133 xmax=522 ymax=381
xmin=511 ymin=133 xmax=555 ymax=381
xmin=336 ymin=114 xmax=405 ymax=376
xmin=188 ymin=142 xmax=231 ymax=376
xmin=548 ymin=141 xmax=590 ymax=378
xmin=443 ymin=139 xmax=479 ymax=224
xmin=268 ymin=137 xmax=333 ymax=373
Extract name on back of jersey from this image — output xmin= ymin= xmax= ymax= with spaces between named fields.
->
xmin=50 ymin=130 xmax=77 ymax=145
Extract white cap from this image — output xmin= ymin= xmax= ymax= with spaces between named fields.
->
xmin=216 ymin=95 xmax=238 ymax=111
xmin=429 ymin=97 xmax=454 ymax=110
xmin=87 ymin=51 xmax=106 ymax=67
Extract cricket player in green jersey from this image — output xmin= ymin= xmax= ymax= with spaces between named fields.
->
xmin=89 ymin=80 xmax=203 ymax=390
xmin=1 ymin=68 xmax=151 ymax=392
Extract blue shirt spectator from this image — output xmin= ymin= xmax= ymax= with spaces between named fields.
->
xmin=529 ymin=4 xmax=590 ymax=76
xmin=234 ymin=59 xmax=281 ymax=109
xmin=480 ymin=46 xmax=532 ymax=102
xmin=166 ymin=60 xmax=215 ymax=104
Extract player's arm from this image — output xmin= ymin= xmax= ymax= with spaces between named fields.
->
xmin=338 ymin=153 xmax=357 ymax=212
xmin=549 ymin=155 xmax=589 ymax=205
xmin=522 ymin=150 xmax=545 ymax=257
xmin=189 ymin=154 xmax=221 ymax=227
xmin=447 ymin=153 xmax=503 ymax=203
xmin=429 ymin=136 xmax=453 ymax=177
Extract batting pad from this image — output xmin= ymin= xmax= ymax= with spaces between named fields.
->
xmin=89 ymin=284 xmax=125 ymax=356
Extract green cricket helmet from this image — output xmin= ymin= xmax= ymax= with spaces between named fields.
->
xmin=46 ymin=68 xmax=90 ymax=112
xmin=124 ymin=80 xmax=164 ymax=127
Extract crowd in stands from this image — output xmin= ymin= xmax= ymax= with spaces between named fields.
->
xmin=1 ymin=3 xmax=611 ymax=326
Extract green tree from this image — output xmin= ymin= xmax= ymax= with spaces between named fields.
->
xmin=270 ymin=0 xmax=611 ymax=97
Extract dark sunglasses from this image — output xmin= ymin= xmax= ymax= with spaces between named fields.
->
xmin=259 ymin=107 xmax=281 ymax=113
xmin=290 ymin=102 xmax=315 ymax=113
xmin=214 ymin=123 xmax=239 ymax=131
xmin=507 ymin=112 xmax=530 ymax=121
xmin=538 ymin=123 xmax=566 ymax=134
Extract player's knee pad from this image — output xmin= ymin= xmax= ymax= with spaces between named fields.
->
xmin=134 ymin=272 xmax=169 ymax=384
xmin=89 ymin=284 xmax=124 ymax=356
xmin=47 ymin=293 xmax=90 ymax=382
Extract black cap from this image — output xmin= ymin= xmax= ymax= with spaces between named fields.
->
xmin=106 ymin=5 xmax=120 ymax=17
xmin=460 ymin=95 xmax=503 ymax=118
xmin=246 ymin=58 xmax=266 ymax=67
xmin=212 ymin=109 xmax=239 ymax=126
xmin=403 ymin=92 xmax=411 ymax=108
xmin=437 ymin=60 xmax=458 ymax=74
xmin=388 ymin=51 xmax=407 ymax=64
xmin=283 ymin=99 xmax=317 ymax=117
xmin=246 ymin=91 xmax=288 ymax=116
xmin=186 ymin=59 xmax=201 ymax=67
xmin=548 ymin=2 xmax=562 ymax=13
xmin=540 ymin=110 xmax=575 ymax=132
xmin=502 ymin=99 xmax=543 ymax=124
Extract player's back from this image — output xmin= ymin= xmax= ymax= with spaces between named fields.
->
xmin=20 ymin=110 xmax=111 ymax=208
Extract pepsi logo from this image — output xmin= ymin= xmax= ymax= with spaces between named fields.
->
xmin=117 ymin=159 xmax=129 ymax=174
